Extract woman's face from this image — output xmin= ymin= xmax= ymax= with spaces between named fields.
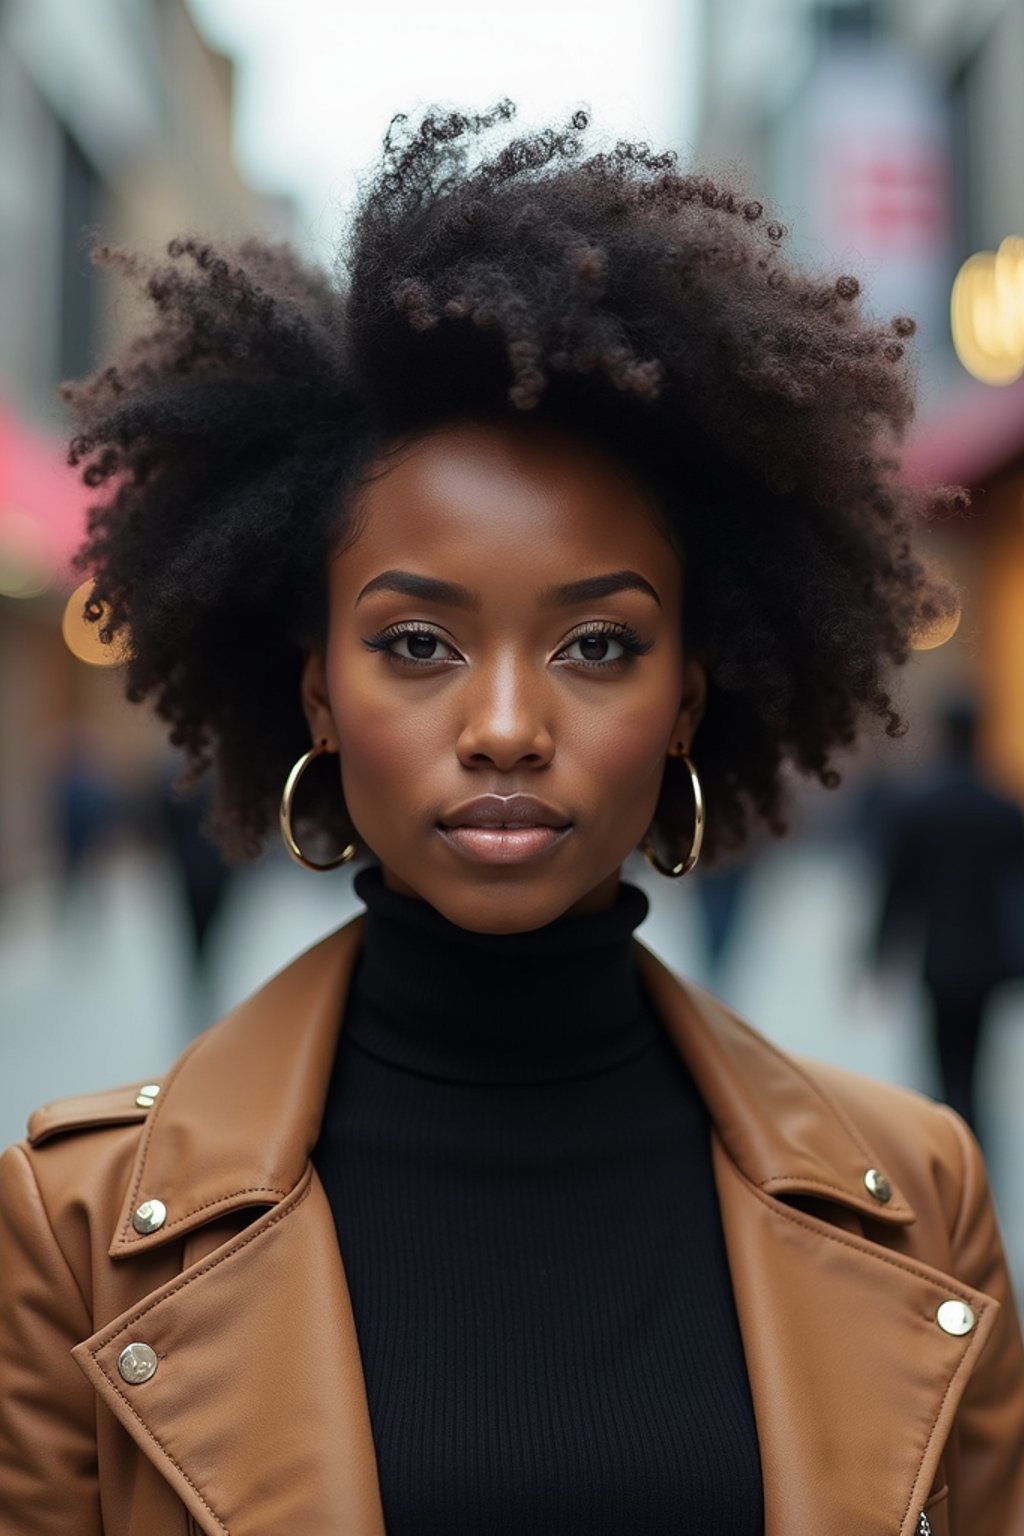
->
xmin=302 ymin=417 xmax=706 ymax=932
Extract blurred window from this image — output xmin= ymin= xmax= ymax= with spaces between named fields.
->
xmin=815 ymin=0 xmax=876 ymax=47
xmin=58 ymin=128 xmax=104 ymax=384
xmin=948 ymin=43 xmax=981 ymax=269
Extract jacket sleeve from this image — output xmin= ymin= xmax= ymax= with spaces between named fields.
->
xmin=0 ymin=1142 xmax=103 ymax=1536
xmin=940 ymin=1105 xmax=1024 ymax=1533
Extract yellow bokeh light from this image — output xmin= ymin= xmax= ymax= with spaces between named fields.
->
xmin=61 ymin=578 xmax=129 ymax=667
xmin=952 ymin=237 xmax=1024 ymax=385
xmin=911 ymin=599 xmax=962 ymax=651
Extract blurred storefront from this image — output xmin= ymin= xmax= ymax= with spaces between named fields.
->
xmin=0 ymin=0 xmax=290 ymax=887
xmin=695 ymin=0 xmax=1024 ymax=787
xmin=904 ymin=382 xmax=1024 ymax=801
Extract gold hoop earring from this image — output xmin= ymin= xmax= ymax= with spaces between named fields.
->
xmin=279 ymin=740 xmax=358 ymax=872
xmin=642 ymin=746 xmax=705 ymax=878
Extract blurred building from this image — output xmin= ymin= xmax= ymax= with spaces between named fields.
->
xmin=0 ymin=0 xmax=290 ymax=887
xmin=695 ymin=0 xmax=1024 ymax=793
xmin=697 ymin=0 xmax=1024 ymax=392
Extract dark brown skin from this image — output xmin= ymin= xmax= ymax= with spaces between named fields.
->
xmin=302 ymin=418 xmax=706 ymax=934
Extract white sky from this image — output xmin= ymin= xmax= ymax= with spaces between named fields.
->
xmin=187 ymin=0 xmax=701 ymax=260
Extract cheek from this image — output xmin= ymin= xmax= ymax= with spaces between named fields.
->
xmin=582 ymin=699 xmax=676 ymax=802
xmin=325 ymin=647 xmax=441 ymax=800
xmin=582 ymin=649 xmax=684 ymax=774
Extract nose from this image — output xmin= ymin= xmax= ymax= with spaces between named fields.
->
xmin=455 ymin=653 xmax=555 ymax=771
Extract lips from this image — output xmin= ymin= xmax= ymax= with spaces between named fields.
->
xmin=438 ymin=793 xmax=572 ymax=831
xmin=436 ymin=794 xmax=573 ymax=865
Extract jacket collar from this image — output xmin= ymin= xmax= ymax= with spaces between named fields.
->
xmin=110 ymin=911 xmax=912 ymax=1260
xmin=637 ymin=947 xmax=916 ymax=1224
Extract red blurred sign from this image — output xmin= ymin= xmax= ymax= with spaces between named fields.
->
xmin=0 ymin=400 xmax=87 ymax=586
xmin=831 ymin=143 xmax=950 ymax=252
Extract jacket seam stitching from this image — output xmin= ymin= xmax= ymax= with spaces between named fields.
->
xmin=760 ymin=1174 xmax=877 ymax=1191
xmin=900 ymin=1362 xmax=972 ymax=1532
xmin=93 ymin=1175 xmax=312 ymax=1337
xmin=87 ymin=1370 xmax=229 ymax=1534
xmin=756 ymin=1172 xmax=908 ymax=1212
xmin=903 ymin=1106 xmax=981 ymax=1532
xmin=120 ymin=1186 xmax=289 ymax=1243
xmin=745 ymin=1172 xmax=985 ymax=1298
xmin=31 ymin=1109 xmax=149 ymax=1144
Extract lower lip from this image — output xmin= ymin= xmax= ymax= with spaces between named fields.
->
xmin=438 ymin=824 xmax=572 ymax=863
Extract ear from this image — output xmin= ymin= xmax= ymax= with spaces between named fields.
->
xmin=670 ymin=653 xmax=708 ymax=753
xmin=299 ymin=649 xmax=339 ymax=750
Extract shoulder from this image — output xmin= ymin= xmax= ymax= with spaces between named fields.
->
xmin=787 ymin=1050 xmax=953 ymax=1145
xmin=641 ymin=945 xmax=978 ymax=1246
xmin=1 ymin=1076 xmax=164 ymax=1247
xmin=785 ymin=1050 xmax=976 ymax=1237
xmin=0 ymin=912 xmax=364 ymax=1237
xmin=24 ymin=1078 xmax=162 ymax=1147
xmin=7 ymin=911 xmax=360 ymax=1167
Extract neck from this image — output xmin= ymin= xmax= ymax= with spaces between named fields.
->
xmin=345 ymin=863 xmax=658 ymax=1085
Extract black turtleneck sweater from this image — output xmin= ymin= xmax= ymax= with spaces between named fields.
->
xmin=313 ymin=865 xmax=763 ymax=1535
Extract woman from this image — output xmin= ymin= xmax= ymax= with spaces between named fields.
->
xmin=1 ymin=102 xmax=1021 ymax=1536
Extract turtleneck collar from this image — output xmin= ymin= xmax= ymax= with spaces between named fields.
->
xmin=344 ymin=863 xmax=658 ymax=1085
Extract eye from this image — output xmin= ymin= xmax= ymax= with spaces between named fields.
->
xmin=362 ymin=624 xmax=462 ymax=666
xmin=556 ymin=622 xmax=652 ymax=668
xmin=391 ymin=630 xmax=454 ymax=663
xmin=562 ymin=632 xmax=626 ymax=664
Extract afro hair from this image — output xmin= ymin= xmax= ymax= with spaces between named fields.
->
xmin=63 ymin=99 xmax=958 ymax=863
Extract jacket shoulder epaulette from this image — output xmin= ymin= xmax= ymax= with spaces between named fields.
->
xmin=26 ymin=1079 xmax=162 ymax=1147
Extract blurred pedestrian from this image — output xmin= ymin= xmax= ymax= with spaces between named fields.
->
xmin=693 ymin=857 xmax=750 ymax=987
xmin=47 ymin=719 xmax=126 ymax=930
xmin=147 ymin=753 xmax=234 ymax=1026
xmin=871 ymin=698 xmax=1024 ymax=1141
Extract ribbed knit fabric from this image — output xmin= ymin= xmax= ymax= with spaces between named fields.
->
xmin=312 ymin=864 xmax=764 ymax=1535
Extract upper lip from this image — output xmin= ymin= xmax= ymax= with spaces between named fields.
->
xmin=438 ymin=794 xmax=572 ymax=829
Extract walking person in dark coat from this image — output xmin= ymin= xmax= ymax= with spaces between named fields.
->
xmin=872 ymin=699 xmax=1024 ymax=1143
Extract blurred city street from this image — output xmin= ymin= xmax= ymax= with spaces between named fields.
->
xmin=4 ymin=837 xmax=1024 ymax=1305
xmin=4 ymin=1 xmax=1024 ymax=1525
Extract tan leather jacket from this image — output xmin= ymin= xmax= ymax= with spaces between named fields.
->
xmin=2 ymin=915 xmax=1023 ymax=1536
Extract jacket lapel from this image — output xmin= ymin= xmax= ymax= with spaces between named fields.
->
xmin=74 ymin=919 xmax=386 ymax=1536
xmin=73 ymin=916 xmax=998 ymax=1536
xmin=638 ymin=947 xmax=999 ymax=1536
xmin=711 ymin=1142 xmax=994 ymax=1536
xmin=75 ymin=1169 xmax=386 ymax=1536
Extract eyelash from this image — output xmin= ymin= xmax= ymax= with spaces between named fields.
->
xmin=361 ymin=620 xmax=654 ymax=671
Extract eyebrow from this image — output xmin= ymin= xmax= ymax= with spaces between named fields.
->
xmin=355 ymin=568 xmax=661 ymax=609
xmin=356 ymin=571 xmax=476 ymax=609
xmin=545 ymin=571 xmax=661 ymax=609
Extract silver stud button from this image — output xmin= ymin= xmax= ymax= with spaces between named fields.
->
xmin=117 ymin=1342 xmax=159 ymax=1384
xmin=135 ymin=1083 xmax=161 ymax=1109
xmin=936 ymin=1299 xmax=975 ymax=1337
xmin=863 ymin=1168 xmax=892 ymax=1204
xmin=132 ymin=1198 xmax=167 ymax=1234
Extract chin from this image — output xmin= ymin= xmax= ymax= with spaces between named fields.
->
xmin=422 ymin=880 xmax=580 ymax=936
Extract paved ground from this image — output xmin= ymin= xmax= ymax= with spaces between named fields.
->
xmin=4 ymin=839 xmax=1023 ymax=1299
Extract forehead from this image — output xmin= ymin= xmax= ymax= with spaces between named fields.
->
xmin=340 ymin=419 xmax=679 ymax=580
